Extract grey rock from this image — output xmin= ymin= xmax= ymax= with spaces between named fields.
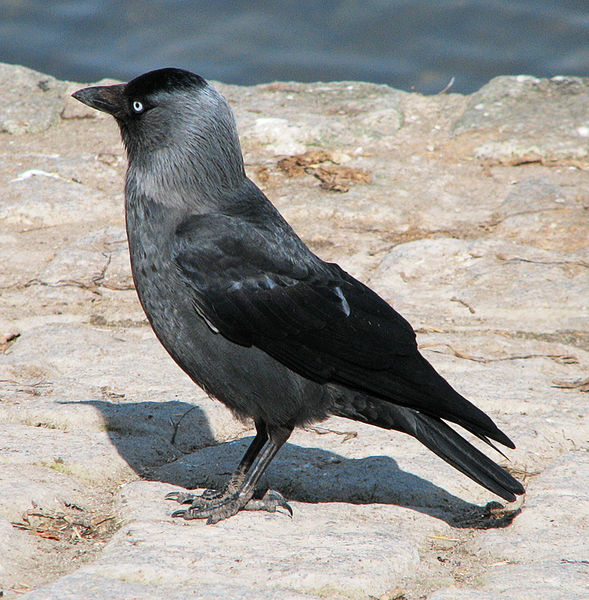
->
xmin=0 ymin=64 xmax=68 ymax=134
xmin=38 ymin=227 xmax=132 ymax=290
xmin=233 ymin=80 xmax=404 ymax=152
xmin=2 ymin=174 xmax=119 ymax=228
xmin=431 ymin=452 xmax=589 ymax=600
xmin=36 ymin=480 xmax=419 ymax=600
xmin=490 ymin=177 xmax=588 ymax=252
xmin=370 ymin=237 xmax=588 ymax=332
xmin=0 ymin=518 xmax=41 ymax=596
xmin=21 ymin=572 xmax=318 ymax=600
xmin=453 ymin=75 xmax=589 ymax=162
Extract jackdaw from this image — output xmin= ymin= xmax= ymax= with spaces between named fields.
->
xmin=73 ymin=68 xmax=524 ymax=523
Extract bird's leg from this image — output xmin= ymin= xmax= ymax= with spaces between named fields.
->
xmin=166 ymin=421 xmax=269 ymax=505
xmin=167 ymin=422 xmax=293 ymax=523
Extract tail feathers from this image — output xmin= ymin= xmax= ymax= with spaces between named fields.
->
xmin=408 ymin=411 xmax=524 ymax=501
xmin=412 ymin=354 xmax=517 ymax=450
xmin=333 ymin=396 xmax=525 ymax=502
xmin=358 ymin=352 xmax=517 ymax=449
xmin=452 ymin=416 xmax=514 ymax=453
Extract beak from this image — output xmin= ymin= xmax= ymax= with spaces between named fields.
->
xmin=72 ymin=83 xmax=127 ymax=117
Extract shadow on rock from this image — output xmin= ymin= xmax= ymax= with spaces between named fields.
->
xmin=66 ymin=399 xmax=217 ymax=476
xmin=69 ymin=400 xmax=519 ymax=529
xmin=154 ymin=430 xmax=521 ymax=529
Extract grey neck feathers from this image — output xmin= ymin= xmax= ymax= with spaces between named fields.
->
xmin=122 ymin=86 xmax=246 ymax=213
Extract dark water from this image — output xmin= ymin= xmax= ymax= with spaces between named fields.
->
xmin=1 ymin=0 xmax=588 ymax=94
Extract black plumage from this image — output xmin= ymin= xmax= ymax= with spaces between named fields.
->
xmin=73 ymin=68 xmax=524 ymax=523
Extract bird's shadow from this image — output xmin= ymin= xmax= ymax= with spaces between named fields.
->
xmin=72 ymin=399 xmax=519 ymax=529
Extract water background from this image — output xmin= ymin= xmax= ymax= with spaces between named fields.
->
xmin=1 ymin=0 xmax=588 ymax=94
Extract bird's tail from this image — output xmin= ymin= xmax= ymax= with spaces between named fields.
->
xmin=332 ymin=395 xmax=525 ymax=502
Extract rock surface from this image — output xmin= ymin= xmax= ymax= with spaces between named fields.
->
xmin=0 ymin=63 xmax=587 ymax=599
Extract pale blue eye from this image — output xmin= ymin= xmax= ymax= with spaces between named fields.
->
xmin=132 ymin=100 xmax=144 ymax=113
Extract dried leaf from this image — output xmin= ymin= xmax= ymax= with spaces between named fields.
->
xmin=254 ymin=166 xmax=270 ymax=184
xmin=277 ymin=150 xmax=334 ymax=177
xmin=309 ymin=165 xmax=372 ymax=192
xmin=277 ymin=151 xmax=371 ymax=192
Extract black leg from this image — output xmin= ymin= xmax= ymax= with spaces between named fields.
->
xmin=223 ymin=420 xmax=269 ymax=493
xmin=165 ymin=420 xmax=268 ymax=505
xmin=166 ymin=421 xmax=293 ymax=523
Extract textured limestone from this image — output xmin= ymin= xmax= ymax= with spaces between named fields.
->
xmin=0 ymin=64 xmax=69 ymax=134
xmin=453 ymin=75 xmax=589 ymax=162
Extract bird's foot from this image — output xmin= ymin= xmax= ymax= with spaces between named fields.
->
xmin=165 ymin=487 xmax=225 ymax=505
xmin=166 ymin=488 xmax=292 ymax=524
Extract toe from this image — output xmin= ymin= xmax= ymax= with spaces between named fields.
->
xmin=165 ymin=490 xmax=195 ymax=504
xmin=245 ymin=489 xmax=293 ymax=517
xmin=201 ymin=488 xmax=224 ymax=500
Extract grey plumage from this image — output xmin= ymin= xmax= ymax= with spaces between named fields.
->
xmin=73 ymin=68 xmax=524 ymax=523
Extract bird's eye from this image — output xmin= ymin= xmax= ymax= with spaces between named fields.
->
xmin=132 ymin=100 xmax=144 ymax=113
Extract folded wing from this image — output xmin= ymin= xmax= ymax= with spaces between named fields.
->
xmin=173 ymin=211 xmax=514 ymax=449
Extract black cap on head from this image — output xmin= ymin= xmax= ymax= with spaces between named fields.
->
xmin=125 ymin=68 xmax=207 ymax=99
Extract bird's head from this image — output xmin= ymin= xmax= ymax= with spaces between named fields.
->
xmin=72 ymin=68 xmax=245 ymax=195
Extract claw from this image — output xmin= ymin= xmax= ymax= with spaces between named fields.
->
xmin=244 ymin=489 xmax=293 ymax=517
xmin=277 ymin=496 xmax=294 ymax=518
xmin=166 ymin=487 xmax=292 ymax=523
xmin=267 ymin=489 xmax=293 ymax=516
xmin=167 ymin=487 xmax=239 ymax=521
xmin=177 ymin=497 xmax=243 ymax=523
xmin=165 ymin=490 xmax=195 ymax=504
xmin=165 ymin=488 xmax=227 ymax=506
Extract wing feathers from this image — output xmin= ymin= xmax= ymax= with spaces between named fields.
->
xmin=173 ymin=212 xmax=512 ymax=447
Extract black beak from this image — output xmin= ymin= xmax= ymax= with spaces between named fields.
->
xmin=72 ymin=83 xmax=127 ymax=117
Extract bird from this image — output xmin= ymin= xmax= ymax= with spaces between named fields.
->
xmin=72 ymin=68 xmax=525 ymax=524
